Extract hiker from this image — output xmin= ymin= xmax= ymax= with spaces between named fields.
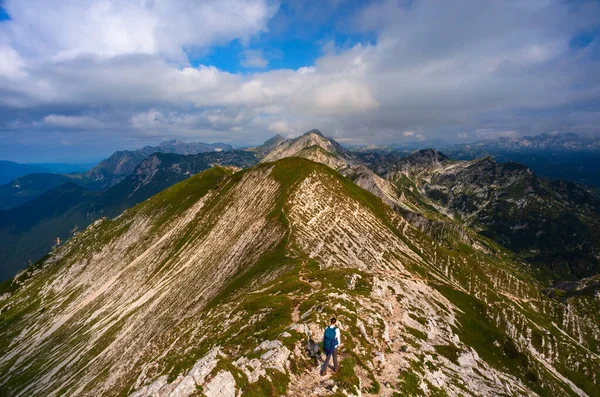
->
xmin=321 ymin=317 xmax=340 ymax=375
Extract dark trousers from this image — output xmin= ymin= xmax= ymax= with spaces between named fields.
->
xmin=321 ymin=348 xmax=338 ymax=374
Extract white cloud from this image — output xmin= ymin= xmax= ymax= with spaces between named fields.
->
xmin=131 ymin=110 xmax=168 ymax=130
xmin=1 ymin=0 xmax=279 ymax=60
xmin=0 ymin=0 xmax=599 ymax=154
xmin=302 ymin=80 xmax=379 ymax=115
xmin=475 ymin=129 xmax=520 ymax=140
xmin=240 ymin=50 xmax=269 ymax=68
xmin=268 ymin=120 xmax=290 ymax=133
xmin=43 ymin=114 xmax=104 ymax=128
xmin=0 ymin=45 xmax=26 ymax=79
xmin=131 ymin=110 xmax=203 ymax=130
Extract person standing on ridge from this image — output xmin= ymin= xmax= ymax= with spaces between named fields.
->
xmin=321 ymin=317 xmax=340 ymax=375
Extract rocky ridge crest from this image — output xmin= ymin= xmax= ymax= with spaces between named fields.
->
xmin=0 ymin=131 xmax=598 ymax=396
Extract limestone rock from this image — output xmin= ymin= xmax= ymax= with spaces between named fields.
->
xmin=203 ymin=371 xmax=236 ymax=397
xmin=235 ymin=339 xmax=290 ymax=383
xmin=130 ymin=347 xmax=222 ymax=397
xmin=254 ymin=339 xmax=282 ymax=352
xmin=129 ymin=375 xmax=168 ymax=397
xmin=234 ymin=356 xmax=266 ymax=383
xmin=347 ymin=274 xmax=361 ymax=290
xmin=168 ymin=376 xmax=195 ymax=397
xmin=188 ymin=347 xmax=221 ymax=385
xmin=260 ymin=344 xmax=291 ymax=372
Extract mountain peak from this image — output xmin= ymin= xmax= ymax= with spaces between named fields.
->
xmin=260 ymin=129 xmax=350 ymax=170
xmin=246 ymin=135 xmax=287 ymax=158
xmin=303 ymin=128 xmax=324 ymax=137
xmin=262 ymin=134 xmax=285 ymax=146
xmin=406 ymin=148 xmax=449 ymax=163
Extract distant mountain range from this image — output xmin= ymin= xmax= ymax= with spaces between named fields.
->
xmin=349 ymin=132 xmax=600 ymax=154
xmin=28 ymin=162 xmax=96 ymax=174
xmin=453 ymin=132 xmax=600 ymax=152
xmin=444 ymin=133 xmax=600 ymax=186
xmin=1 ymin=130 xmax=598 ymax=396
xmin=2 ymin=133 xmax=600 ymax=211
xmin=348 ymin=132 xmax=600 ymax=187
xmin=0 ymin=173 xmax=75 ymax=209
xmin=0 ymin=161 xmax=54 ymax=185
xmin=366 ymin=149 xmax=600 ymax=281
xmin=348 ymin=138 xmax=452 ymax=152
xmin=72 ymin=139 xmax=236 ymax=190
xmin=0 ymin=150 xmax=256 ymax=280
xmin=0 ymin=140 xmax=235 ymax=209
xmin=0 ymin=161 xmax=96 ymax=185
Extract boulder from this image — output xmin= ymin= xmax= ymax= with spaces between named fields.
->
xmin=203 ymin=371 xmax=236 ymax=397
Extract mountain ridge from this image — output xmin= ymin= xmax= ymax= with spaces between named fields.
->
xmin=0 ymin=130 xmax=599 ymax=396
xmin=261 ymin=129 xmax=351 ymax=168
xmin=256 ymin=133 xmax=600 ymax=283
xmin=78 ymin=140 xmax=236 ymax=190
xmin=0 ymin=161 xmax=54 ymax=185
xmin=370 ymin=149 xmax=600 ymax=281
xmin=0 ymin=150 xmax=258 ymax=281
xmin=0 ymin=156 xmax=598 ymax=396
xmin=0 ymin=140 xmax=237 ymax=209
xmin=444 ymin=133 xmax=600 ymax=187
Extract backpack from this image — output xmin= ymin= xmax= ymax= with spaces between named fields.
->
xmin=323 ymin=326 xmax=338 ymax=354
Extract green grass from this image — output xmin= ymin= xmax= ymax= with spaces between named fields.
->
xmin=395 ymin=369 xmax=424 ymax=397
xmin=434 ymin=344 xmax=461 ymax=365
xmin=144 ymin=166 xmax=233 ymax=230
xmin=331 ymin=357 xmax=360 ymax=392
xmin=304 ymin=259 xmax=372 ymax=296
xmin=265 ymin=158 xmax=316 ymax=226
xmin=242 ymin=371 xmax=289 ymax=397
xmin=405 ymin=326 xmax=427 ymax=341
xmin=435 ymin=285 xmax=548 ymax=396
xmin=205 ymin=237 xmax=297 ymax=311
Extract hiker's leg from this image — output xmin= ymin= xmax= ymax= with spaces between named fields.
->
xmin=321 ymin=353 xmax=331 ymax=374
xmin=332 ymin=348 xmax=339 ymax=372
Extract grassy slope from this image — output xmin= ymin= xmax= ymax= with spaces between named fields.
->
xmin=0 ymin=158 xmax=597 ymax=396
xmin=194 ymin=159 xmax=600 ymax=396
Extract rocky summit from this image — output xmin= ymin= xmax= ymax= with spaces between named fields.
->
xmin=0 ymin=131 xmax=599 ymax=397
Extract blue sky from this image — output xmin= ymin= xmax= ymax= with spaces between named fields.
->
xmin=193 ymin=1 xmax=374 ymax=72
xmin=0 ymin=7 xmax=9 ymax=21
xmin=0 ymin=0 xmax=599 ymax=162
